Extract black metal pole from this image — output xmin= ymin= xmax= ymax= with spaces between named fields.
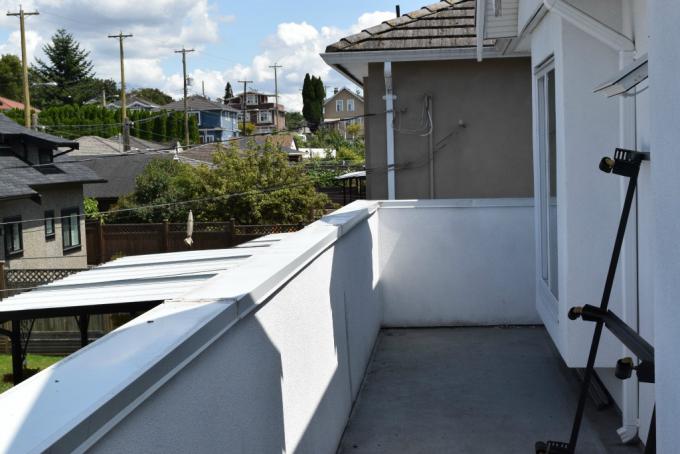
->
xmin=567 ymin=169 xmax=639 ymax=451
xmin=11 ymin=320 xmax=23 ymax=385
xmin=79 ymin=314 xmax=90 ymax=347
xmin=644 ymin=408 xmax=656 ymax=454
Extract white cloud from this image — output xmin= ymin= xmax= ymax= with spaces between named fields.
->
xmin=0 ymin=2 xmax=390 ymax=113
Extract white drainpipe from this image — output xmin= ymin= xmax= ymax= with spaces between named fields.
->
xmin=384 ymin=61 xmax=396 ymax=199
xmin=616 ymin=0 xmax=639 ymax=444
xmin=543 ymin=0 xmax=639 ymax=442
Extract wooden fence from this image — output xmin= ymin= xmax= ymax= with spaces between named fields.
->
xmin=86 ymin=220 xmax=305 ymax=265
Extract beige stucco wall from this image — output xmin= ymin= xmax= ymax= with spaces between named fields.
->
xmin=364 ymin=58 xmax=533 ymax=199
xmin=0 ymin=185 xmax=88 ymax=270
xmin=324 ymin=90 xmax=365 ymax=120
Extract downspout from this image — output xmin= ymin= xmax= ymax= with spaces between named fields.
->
xmin=616 ymin=0 xmax=639 ymax=444
xmin=476 ymin=0 xmax=486 ymax=62
xmin=544 ymin=0 xmax=639 ymax=442
xmin=384 ymin=61 xmax=396 ymax=199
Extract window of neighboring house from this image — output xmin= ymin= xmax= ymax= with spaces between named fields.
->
xmin=347 ymin=99 xmax=355 ymax=112
xmin=246 ymin=94 xmax=258 ymax=105
xmin=3 ymin=216 xmax=23 ymax=257
xmin=61 ymin=207 xmax=81 ymax=251
xmin=258 ymin=111 xmax=272 ymax=123
xmin=44 ymin=210 xmax=55 ymax=240
xmin=189 ymin=111 xmax=201 ymax=125
xmin=336 ymin=99 xmax=344 ymax=112
xmin=536 ymin=59 xmax=558 ymax=300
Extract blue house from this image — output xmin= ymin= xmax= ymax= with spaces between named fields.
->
xmin=162 ymin=96 xmax=240 ymax=143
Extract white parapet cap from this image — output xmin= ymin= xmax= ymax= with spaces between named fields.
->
xmin=0 ymin=200 xmax=379 ymax=454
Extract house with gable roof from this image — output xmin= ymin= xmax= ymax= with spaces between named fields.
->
xmin=322 ymin=0 xmax=532 ymax=200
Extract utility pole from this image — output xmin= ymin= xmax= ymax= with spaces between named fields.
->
xmin=175 ymin=47 xmax=195 ymax=146
xmin=201 ymin=80 xmax=205 ymax=98
xmin=238 ymin=80 xmax=252 ymax=136
xmin=269 ymin=63 xmax=282 ymax=131
xmin=7 ymin=6 xmax=39 ymax=128
xmin=108 ymin=32 xmax=133 ymax=150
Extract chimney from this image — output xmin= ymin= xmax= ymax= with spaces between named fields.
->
xmin=396 ymin=5 xmax=401 ymax=17
xmin=334 ymin=87 xmax=339 ymax=95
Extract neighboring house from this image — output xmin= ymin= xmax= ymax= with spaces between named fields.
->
xmin=0 ymin=114 xmax=104 ymax=270
xmin=322 ymin=88 xmax=365 ymax=138
xmin=0 ymin=96 xmax=39 ymax=113
xmin=322 ymin=0 xmax=532 ymax=200
xmin=162 ymin=95 xmax=240 ymax=143
xmin=106 ymin=95 xmax=160 ymax=112
xmin=227 ymin=91 xmax=286 ymax=135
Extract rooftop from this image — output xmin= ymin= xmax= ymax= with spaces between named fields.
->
xmin=162 ymin=95 xmax=239 ymax=112
xmin=0 ymin=113 xmax=78 ymax=148
xmin=339 ymin=327 xmax=639 ymax=453
xmin=0 ymin=199 xmax=644 ymax=452
xmin=325 ymin=0 xmax=492 ymax=53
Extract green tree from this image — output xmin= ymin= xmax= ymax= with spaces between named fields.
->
xmin=223 ymin=82 xmax=233 ymax=103
xmin=113 ymin=143 xmax=329 ymax=224
xmin=0 ymin=54 xmax=23 ymax=101
xmin=130 ymin=88 xmax=173 ymax=106
xmin=32 ymin=29 xmax=94 ymax=106
xmin=302 ymin=74 xmax=324 ymax=131
xmin=285 ymin=111 xmax=305 ymax=131
xmin=243 ymin=121 xmax=256 ymax=136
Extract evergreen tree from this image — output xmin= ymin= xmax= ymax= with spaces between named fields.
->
xmin=302 ymin=74 xmax=314 ymax=128
xmin=223 ymin=82 xmax=234 ymax=103
xmin=0 ymin=54 xmax=23 ymax=101
xmin=32 ymin=29 xmax=94 ymax=106
xmin=130 ymin=88 xmax=173 ymax=106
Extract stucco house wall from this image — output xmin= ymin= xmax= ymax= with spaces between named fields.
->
xmin=0 ymin=185 xmax=88 ymax=270
xmin=364 ymin=58 xmax=533 ymax=200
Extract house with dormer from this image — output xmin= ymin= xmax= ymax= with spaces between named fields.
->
xmin=0 ymin=114 xmax=104 ymax=270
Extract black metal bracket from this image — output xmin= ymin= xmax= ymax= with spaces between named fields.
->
xmin=569 ymin=305 xmax=654 ymax=364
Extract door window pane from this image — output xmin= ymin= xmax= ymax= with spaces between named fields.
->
xmin=537 ymin=65 xmax=559 ymax=299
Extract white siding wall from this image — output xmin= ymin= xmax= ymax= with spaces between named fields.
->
xmin=485 ymin=0 xmax=519 ymax=38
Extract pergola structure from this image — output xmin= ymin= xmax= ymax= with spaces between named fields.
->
xmin=0 ymin=244 xmax=272 ymax=385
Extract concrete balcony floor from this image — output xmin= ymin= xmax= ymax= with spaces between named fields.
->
xmin=338 ymin=327 xmax=643 ymax=454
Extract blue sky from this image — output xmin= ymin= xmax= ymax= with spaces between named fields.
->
xmin=0 ymin=0 xmax=425 ymax=110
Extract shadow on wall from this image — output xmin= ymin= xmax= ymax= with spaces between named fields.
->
xmin=90 ymin=312 xmax=287 ymax=453
xmin=91 ymin=210 xmax=382 ymax=453
xmin=293 ymin=214 xmax=382 ymax=452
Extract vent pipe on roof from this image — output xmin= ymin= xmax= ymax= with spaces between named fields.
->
xmin=396 ymin=5 xmax=401 ymax=17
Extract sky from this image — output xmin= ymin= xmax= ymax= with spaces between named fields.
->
xmin=0 ymin=0 xmax=425 ymax=111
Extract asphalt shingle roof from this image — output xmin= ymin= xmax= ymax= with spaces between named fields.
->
xmin=325 ymin=0 xmax=494 ymax=53
xmin=0 ymin=149 xmax=105 ymax=201
xmin=0 ymin=113 xmax=78 ymax=148
xmin=162 ymin=95 xmax=239 ymax=112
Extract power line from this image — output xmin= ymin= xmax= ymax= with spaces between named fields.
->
xmin=0 ymin=176 xmax=325 ymax=227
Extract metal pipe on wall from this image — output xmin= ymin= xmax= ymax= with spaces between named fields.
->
xmin=384 ymin=62 xmax=396 ymax=199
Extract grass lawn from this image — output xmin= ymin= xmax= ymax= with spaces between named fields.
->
xmin=0 ymin=354 xmax=64 ymax=394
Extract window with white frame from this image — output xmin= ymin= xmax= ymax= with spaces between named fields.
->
xmin=536 ymin=58 xmax=559 ymax=299
xmin=336 ymin=99 xmax=344 ymax=112
xmin=258 ymin=110 xmax=272 ymax=123
xmin=246 ymin=94 xmax=258 ymax=105
xmin=347 ymin=99 xmax=355 ymax=112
